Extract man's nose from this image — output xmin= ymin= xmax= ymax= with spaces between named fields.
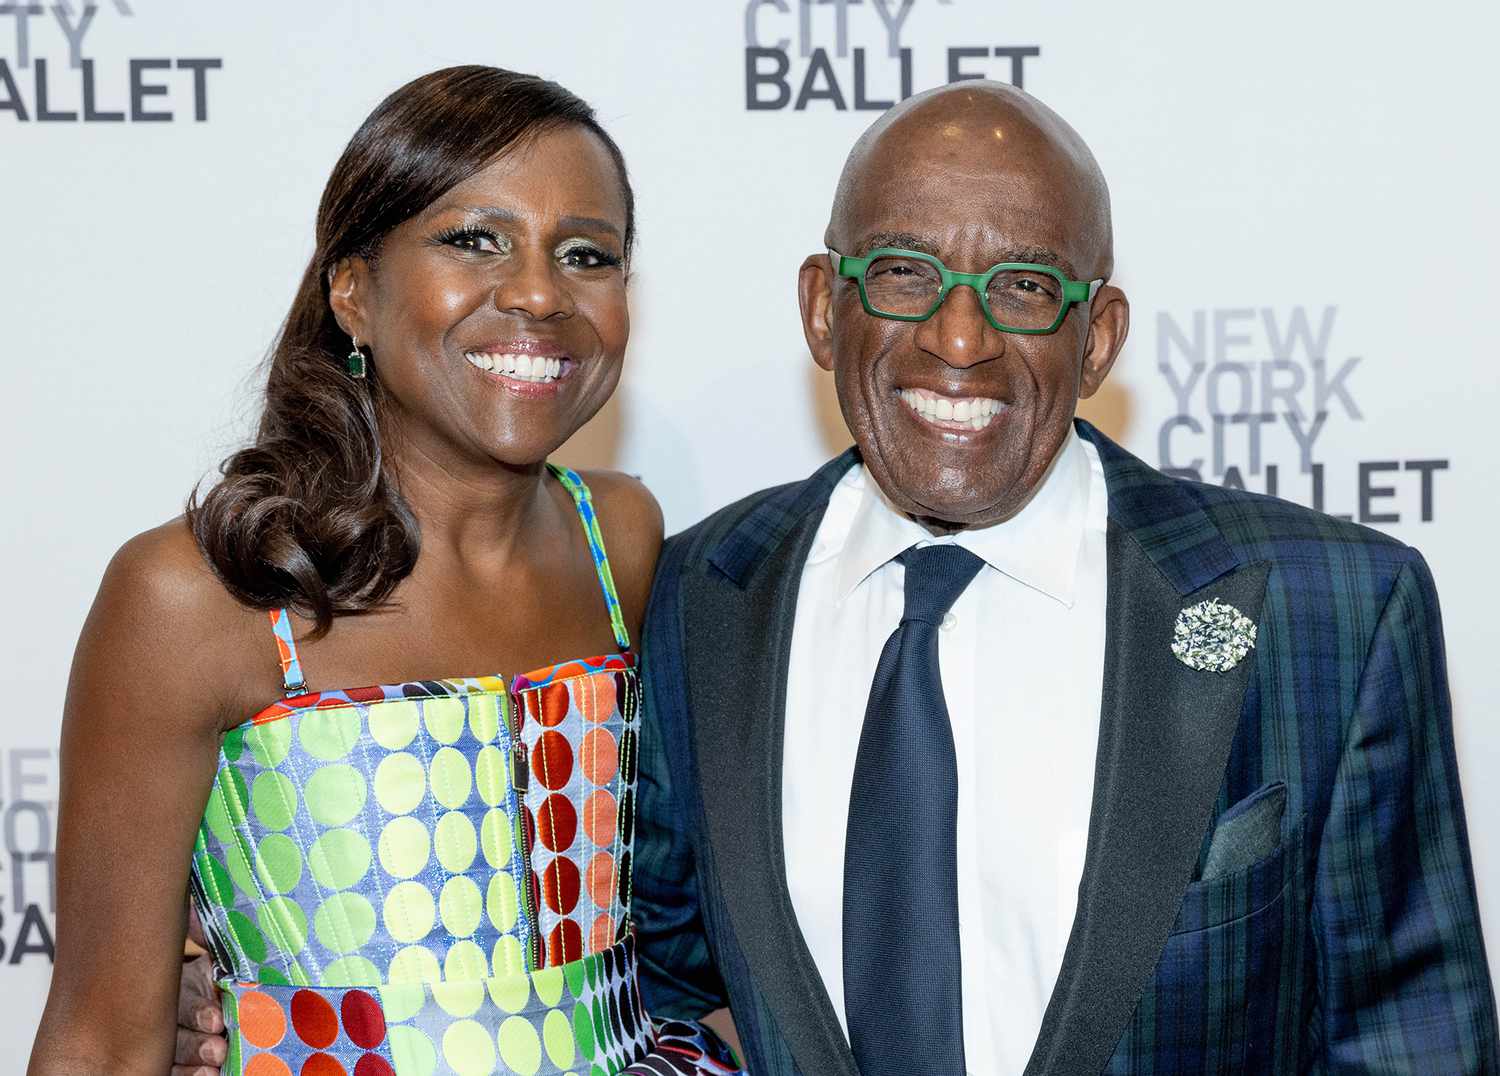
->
xmin=493 ymin=252 xmax=575 ymax=321
xmin=914 ymin=283 xmax=1003 ymax=368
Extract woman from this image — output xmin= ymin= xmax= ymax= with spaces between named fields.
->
xmin=29 ymin=66 xmax=742 ymax=1076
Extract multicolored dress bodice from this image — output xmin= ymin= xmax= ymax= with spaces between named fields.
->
xmin=188 ymin=466 xmax=741 ymax=1076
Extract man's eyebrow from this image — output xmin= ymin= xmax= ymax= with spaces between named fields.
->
xmin=421 ymin=204 xmax=622 ymax=240
xmin=856 ymin=232 xmax=940 ymax=256
xmin=1002 ymin=244 xmax=1077 ymax=277
xmin=852 ymin=234 xmax=1079 ymax=277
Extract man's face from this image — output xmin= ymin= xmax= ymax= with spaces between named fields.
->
xmin=800 ymin=99 xmax=1128 ymax=529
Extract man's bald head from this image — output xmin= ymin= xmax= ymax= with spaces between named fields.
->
xmin=827 ymin=81 xmax=1114 ymax=279
xmin=799 ymin=80 xmax=1130 ymax=530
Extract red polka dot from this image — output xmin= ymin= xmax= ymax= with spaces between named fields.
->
xmin=576 ymin=673 xmax=617 ymax=724
xmin=354 ymin=1056 xmax=396 ymax=1076
xmin=347 ymin=685 xmax=385 ymax=704
xmin=537 ymin=793 xmax=578 ymax=852
xmin=581 ymin=728 xmax=618 ymax=786
xmin=300 ymin=1055 xmax=346 ymax=1076
xmin=532 ymin=731 xmax=574 ymax=790
xmin=583 ymin=789 xmax=617 ymax=846
xmin=539 ymin=682 xmax=571 ymax=726
xmin=290 ymin=989 xmax=338 ymax=1049
xmin=544 ymin=856 xmax=581 ymax=914
xmin=548 ymin=918 xmax=584 ymax=964
xmin=246 ymin=1054 xmax=293 ymax=1076
xmin=521 ymin=691 xmax=541 ymax=729
xmin=238 ymin=990 xmax=286 ymax=1049
xmin=522 ymin=805 xmax=538 ymax=855
xmin=587 ymin=852 xmax=618 ymax=910
xmin=314 ymin=696 xmax=347 ymax=710
xmin=339 ymin=990 xmax=386 ymax=1050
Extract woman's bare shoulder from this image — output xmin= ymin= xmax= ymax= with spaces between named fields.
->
xmin=575 ymin=470 xmax=664 ymax=628
xmin=81 ymin=518 xmax=280 ymax=727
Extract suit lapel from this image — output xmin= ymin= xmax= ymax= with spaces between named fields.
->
xmin=1025 ymin=424 xmax=1271 ymax=1074
xmin=685 ymin=451 xmax=861 ymax=1076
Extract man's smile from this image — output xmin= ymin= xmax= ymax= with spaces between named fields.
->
xmin=896 ymin=386 xmax=1003 ymax=432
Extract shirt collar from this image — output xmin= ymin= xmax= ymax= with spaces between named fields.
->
xmin=826 ymin=431 xmax=1092 ymax=608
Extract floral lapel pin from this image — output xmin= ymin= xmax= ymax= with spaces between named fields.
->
xmin=1171 ymin=597 xmax=1258 ymax=673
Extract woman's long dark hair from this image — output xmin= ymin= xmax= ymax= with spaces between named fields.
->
xmin=188 ymin=66 xmax=635 ymax=636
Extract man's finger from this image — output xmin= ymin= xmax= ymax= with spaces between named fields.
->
xmin=175 ymin=1024 xmax=227 ymax=1068
xmin=177 ymin=954 xmax=224 ymax=1031
xmin=185 ymin=899 xmax=210 ymax=957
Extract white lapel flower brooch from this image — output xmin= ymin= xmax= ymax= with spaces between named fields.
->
xmin=1171 ymin=597 xmax=1257 ymax=673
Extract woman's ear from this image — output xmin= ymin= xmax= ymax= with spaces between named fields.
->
xmin=328 ymin=256 xmax=373 ymax=343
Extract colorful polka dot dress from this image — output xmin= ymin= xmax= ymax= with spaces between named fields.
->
xmin=189 ymin=466 xmax=743 ymax=1076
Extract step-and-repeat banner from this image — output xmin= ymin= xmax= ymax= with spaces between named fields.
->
xmin=3 ymin=1 xmax=1496 ymax=1062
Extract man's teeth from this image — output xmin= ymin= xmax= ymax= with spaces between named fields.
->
xmin=464 ymin=352 xmax=564 ymax=382
xmin=899 ymin=389 xmax=1000 ymax=430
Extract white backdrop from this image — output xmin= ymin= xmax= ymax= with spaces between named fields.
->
xmin=3 ymin=0 xmax=1497 ymax=1064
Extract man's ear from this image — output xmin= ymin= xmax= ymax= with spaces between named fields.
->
xmin=328 ymin=256 xmax=374 ymax=344
xmin=1078 ymin=284 xmax=1130 ymax=399
xmin=798 ymin=253 xmax=837 ymax=372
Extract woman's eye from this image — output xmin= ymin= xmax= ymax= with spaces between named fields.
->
xmin=439 ymin=228 xmax=504 ymax=254
xmin=559 ymin=245 xmax=621 ymax=270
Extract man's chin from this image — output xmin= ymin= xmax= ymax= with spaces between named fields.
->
xmin=876 ymin=474 xmax=1024 ymax=531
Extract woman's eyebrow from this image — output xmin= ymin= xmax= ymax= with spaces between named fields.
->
xmin=423 ymin=204 xmax=621 ymax=240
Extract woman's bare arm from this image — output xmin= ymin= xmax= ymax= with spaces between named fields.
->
xmin=29 ymin=523 xmax=260 ymax=1075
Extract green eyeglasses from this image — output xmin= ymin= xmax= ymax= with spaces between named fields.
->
xmin=828 ymin=246 xmax=1104 ymax=335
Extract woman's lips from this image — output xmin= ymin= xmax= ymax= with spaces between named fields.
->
xmin=464 ymin=350 xmax=569 ymax=384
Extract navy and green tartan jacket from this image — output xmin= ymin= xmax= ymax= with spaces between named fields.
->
xmin=632 ymin=421 xmax=1498 ymax=1074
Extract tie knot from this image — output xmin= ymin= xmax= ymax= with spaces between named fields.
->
xmin=896 ymin=544 xmax=984 ymax=626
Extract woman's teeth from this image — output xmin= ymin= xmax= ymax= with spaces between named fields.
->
xmin=899 ymin=388 xmax=1000 ymax=430
xmin=464 ymin=352 xmax=564 ymax=382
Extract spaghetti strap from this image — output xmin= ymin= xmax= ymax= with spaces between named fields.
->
xmin=547 ymin=463 xmax=633 ymax=651
xmin=267 ymin=607 xmax=307 ymax=696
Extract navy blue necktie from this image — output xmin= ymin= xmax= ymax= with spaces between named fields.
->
xmin=843 ymin=543 xmax=983 ymax=1076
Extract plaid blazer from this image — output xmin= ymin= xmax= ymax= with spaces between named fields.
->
xmin=632 ymin=421 xmax=1498 ymax=1074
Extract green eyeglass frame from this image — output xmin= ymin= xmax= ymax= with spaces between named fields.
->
xmin=829 ymin=246 xmax=1105 ymax=335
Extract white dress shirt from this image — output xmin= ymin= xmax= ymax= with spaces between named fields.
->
xmin=781 ymin=430 xmax=1109 ymax=1075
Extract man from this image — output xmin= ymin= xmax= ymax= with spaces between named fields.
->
xmin=627 ymin=83 xmax=1498 ymax=1074
xmin=176 ymin=83 xmax=1497 ymax=1074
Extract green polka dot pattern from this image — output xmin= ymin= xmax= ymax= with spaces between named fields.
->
xmin=188 ymin=685 xmax=535 ymax=988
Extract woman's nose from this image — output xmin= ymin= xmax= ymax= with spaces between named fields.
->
xmin=493 ymin=251 xmax=575 ymax=321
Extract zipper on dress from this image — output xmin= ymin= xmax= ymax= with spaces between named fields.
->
xmin=507 ymin=689 xmax=541 ymax=971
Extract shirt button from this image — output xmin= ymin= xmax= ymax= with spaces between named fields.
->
xmin=941 ymin=612 xmax=957 ymax=631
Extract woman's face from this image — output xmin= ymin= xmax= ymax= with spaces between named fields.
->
xmin=340 ymin=124 xmax=630 ymax=471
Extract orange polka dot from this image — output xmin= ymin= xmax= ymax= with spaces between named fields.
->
xmin=590 ymin=913 xmax=615 ymax=953
xmin=581 ymin=728 xmax=618 ymax=785
xmin=245 ymin=1054 xmax=294 ymax=1076
xmin=238 ymin=990 xmax=286 ymax=1049
xmin=576 ymin=674 xmax=617 ymax=724
xmin=583 ymin=789 xmax=617 ymax=846
xmin=553 ymin=661 xmax=586 ymax=681
xmin=587 ymin=852 xmax=617 ymax=910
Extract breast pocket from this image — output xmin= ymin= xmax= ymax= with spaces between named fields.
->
xmin=1144 ymin=813 xmax=1305 ymax=1073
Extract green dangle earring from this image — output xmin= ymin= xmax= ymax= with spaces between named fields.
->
xmin=346 ymin=335 xmax=367 ymax=379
